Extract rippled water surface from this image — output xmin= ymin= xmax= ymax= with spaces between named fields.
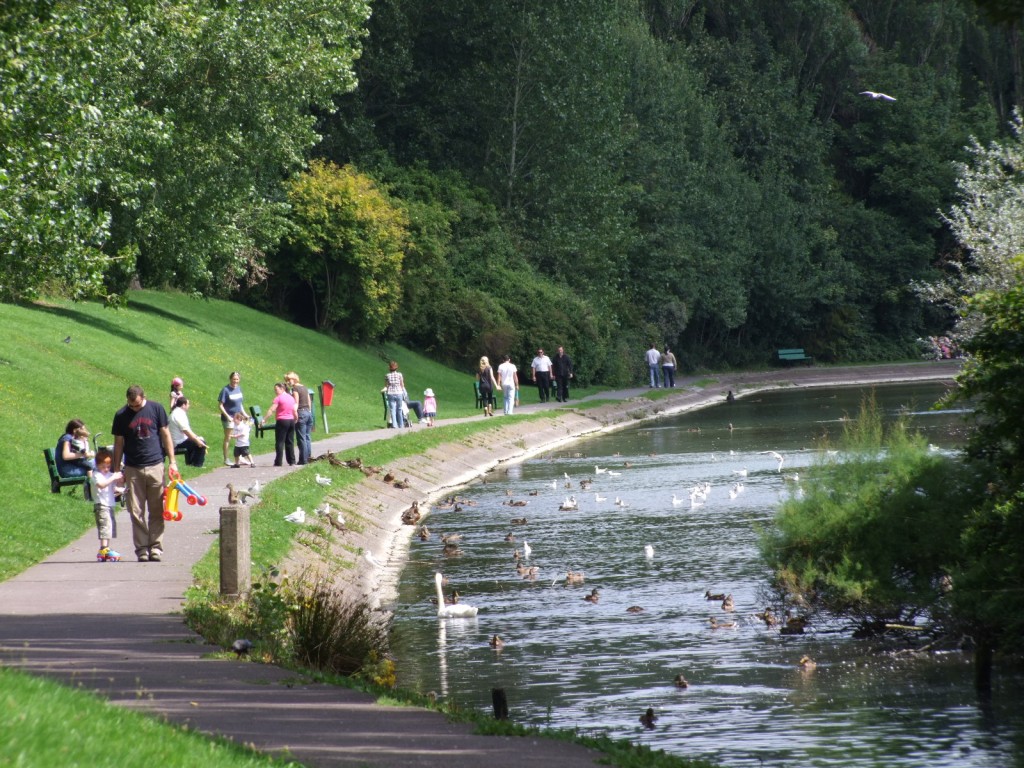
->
xmin=390 ymin=382 xmax=1024 ymax=767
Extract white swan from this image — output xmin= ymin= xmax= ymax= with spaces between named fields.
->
xmin=435 ymin=572 xmax=478 ymax=618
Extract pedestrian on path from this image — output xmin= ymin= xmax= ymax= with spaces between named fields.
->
xmin=645 ymin=343 xmax=662 ymax=388
xmin=497 ymin=355 xmax=519 ymax=415
xmin=217 ymin=371 xmax=244 ymax=466
xmin=111 ymin=384 xmax=177 ymax=562
xmin=661 ymin=346 xmax=677 ymax=388
xmin=552 ymin=346 xmax=574 ymax=402
xmin=286 ymin=372 xmax=313 ymax=464
xmin=531 ymin=348 xmax=553 ymax=402
xmin=264 ymin=382 xmax=297 ymax=466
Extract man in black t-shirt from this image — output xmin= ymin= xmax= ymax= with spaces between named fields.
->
xmin=112 ymin=385 xmax=177 ymax=562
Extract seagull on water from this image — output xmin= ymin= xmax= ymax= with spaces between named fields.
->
xmin=860 ymin=90 xmax=896 ymax=102
xmin=644 ymin=544 xmax=654 ymax=560
xmin=760 ymin=451 xmax=785 ymax=472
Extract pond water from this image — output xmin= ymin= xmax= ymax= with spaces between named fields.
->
xmin=389 ymin=382 xmax=1024 ymax=768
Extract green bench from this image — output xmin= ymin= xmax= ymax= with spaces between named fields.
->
xmin=777 ymin=348 xmax=813 ymax=365
xmin=43 ymin=448 xmax=89 ymax=494
xmin=249 ymin=405 xmax=267 ymax=438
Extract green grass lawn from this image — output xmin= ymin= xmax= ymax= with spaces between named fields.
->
xmin=0 ymin=290 xmax=519 ymax=581
xmin=0 ymin=667 xmax=299 ymax=768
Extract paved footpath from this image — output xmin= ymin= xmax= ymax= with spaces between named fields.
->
xmin=0 ymin=361 xmax=958 ymax=768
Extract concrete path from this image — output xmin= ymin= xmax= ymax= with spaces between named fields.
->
xmin=0 ymin=361 xmax=958 ymax=767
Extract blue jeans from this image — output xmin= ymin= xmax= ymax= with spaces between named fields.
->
xmin=387 ymin=393 xmax=405 ymax=428
xmin=662 ymin=365 xmax=675 ymax=388
xmin=648 ymin=364 xmax=661 ymax=387
xmin=296 ymin=409 xmax=313 ymax=464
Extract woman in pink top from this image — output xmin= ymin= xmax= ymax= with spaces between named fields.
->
xmin=264 ymin=382 xmax=297 ymax=466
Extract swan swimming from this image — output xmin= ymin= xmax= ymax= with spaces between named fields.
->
xmin=435 ymin=572 xmax=478 ymax=618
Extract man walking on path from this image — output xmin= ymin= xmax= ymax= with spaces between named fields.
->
xmin=111 ymin=384 xmax=177 ymax=563
xmin=531 ymin=348 xmax=553 ymax=402
xmin=552 ymin=346 xmax=574 ymax=402
xmin=645 ymin=343 xmax=662 ymax=388
xmin=497 ymin=355 xmax=519 ymax=415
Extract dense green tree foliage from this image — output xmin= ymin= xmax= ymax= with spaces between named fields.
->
xmin=1 ymin=0 xmax=370 ymax=301
xmin=5 ymin=0 xmax=1024 ymax=374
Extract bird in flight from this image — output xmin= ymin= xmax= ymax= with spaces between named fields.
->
xmin=860 ymin=90 xmax=896 ymax=102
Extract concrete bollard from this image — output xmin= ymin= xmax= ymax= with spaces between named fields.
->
xmin=219 ymin=505 xmax=251 ymax=597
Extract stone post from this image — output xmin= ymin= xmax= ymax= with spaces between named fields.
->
xmin=219 ymin=505 xmax=251 ymax=597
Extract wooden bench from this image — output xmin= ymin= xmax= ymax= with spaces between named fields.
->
xmin=43 ymin=448 xmax=89 ymax=494
xmin=777 ymin=348 xmax=813 ymax=365
xmin=249 ymin=406 xmax=267 ymax=438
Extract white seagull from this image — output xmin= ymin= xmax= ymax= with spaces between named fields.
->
xmin=671 ymin=494 xmax=685 ymax=507
xmin=523 ymin=540 xmax=532 ymax=559
xmin=860 ymin=90 xmax=896 ymax=102
xmin=247 ymin=479 xmax=261 ymax=495
xmin=644 ymin=544 xmax=655 ymax=560
xmin=315 ymin=473 xmax=332 ymax=486
xmin=595 ymin=465 xmax=607 ymax=474
xmin=314 ymin=503 xmax=331 ymax=517
xmin=284 ymin=507 xmax=306 ymax=524
xmin=594 ymin=492 xmax=607 ymax=503
xmin=760 ymin=451 xmax=785 ymax=472
xmin=733 ymin=468 xmax=748 ymax=477
xmin=365 ymin=551 xmax=386 ymax=568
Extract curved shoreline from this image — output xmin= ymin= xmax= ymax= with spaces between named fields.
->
xmin=296 ymin=360 xmax=961 ymax=612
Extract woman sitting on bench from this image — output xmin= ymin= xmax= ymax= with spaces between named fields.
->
xmin=169 ymin=398 xmax=208 ymax=467
xmin=56 ymin=418 xmax=96 ymax=478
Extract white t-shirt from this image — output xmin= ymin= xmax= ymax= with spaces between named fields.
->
xmin=231 ymin=421 xmax=251 ymax=448
xmin=531 ymin=355 xmax=552 ymax=374
xmin=498 ymin=361 xmax=518 ymax=387
xmin=169 ymin=407 xmax=192 ymax=445
xmin=645 ymin=348 xmax=661 ymax=366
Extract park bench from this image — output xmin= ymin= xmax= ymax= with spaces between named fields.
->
xmin=777 ymin=348 xmax=813 ymax=365
xmin=43 ymin=448 xmax=89 ymax=494
xmin=249 ymin=405 xmax=267 ymax=438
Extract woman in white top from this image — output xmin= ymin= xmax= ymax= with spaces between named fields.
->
xmin=169 ymin=398 xmax=208 ymax=467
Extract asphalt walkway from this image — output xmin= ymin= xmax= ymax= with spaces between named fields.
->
xmin=0 ymin=361 xmax=959 ymax=767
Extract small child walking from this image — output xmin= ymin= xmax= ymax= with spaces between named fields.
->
xmin=92 ymin=448 xmax=124 ymax=562
xmin=230 ymin=411 xmax=254 ymax=467
xmin=423 ymin=388 xmax=438 ymax=427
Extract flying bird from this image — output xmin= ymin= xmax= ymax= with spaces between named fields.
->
xmin=860 ymin=90 xmax=896 ymax=102
xmin=760 ymin=451 xmax=785 ymax=472
xmin=315 ymin=473 xmax=332 ymax=486
xmin=248 ymin=479 xmax=261 ymax=495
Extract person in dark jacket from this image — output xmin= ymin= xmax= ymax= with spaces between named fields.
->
xmin=552 ymin=346 xmax=574 ymax=402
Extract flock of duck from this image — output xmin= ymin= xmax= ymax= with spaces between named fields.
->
xmin=416 ymin=448 xmax=815 ymax=721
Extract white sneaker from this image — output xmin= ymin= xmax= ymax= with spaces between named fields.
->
xmin=224 ymin=459 xmax=233 ymax=466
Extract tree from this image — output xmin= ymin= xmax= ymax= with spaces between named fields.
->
xmin=916 ymin=113 xmax=1024 ymax=340
xmin=283 ymin=161 xmax=409 ymax=340
xmin=0 ymin=0 xmax=372 ymax=301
